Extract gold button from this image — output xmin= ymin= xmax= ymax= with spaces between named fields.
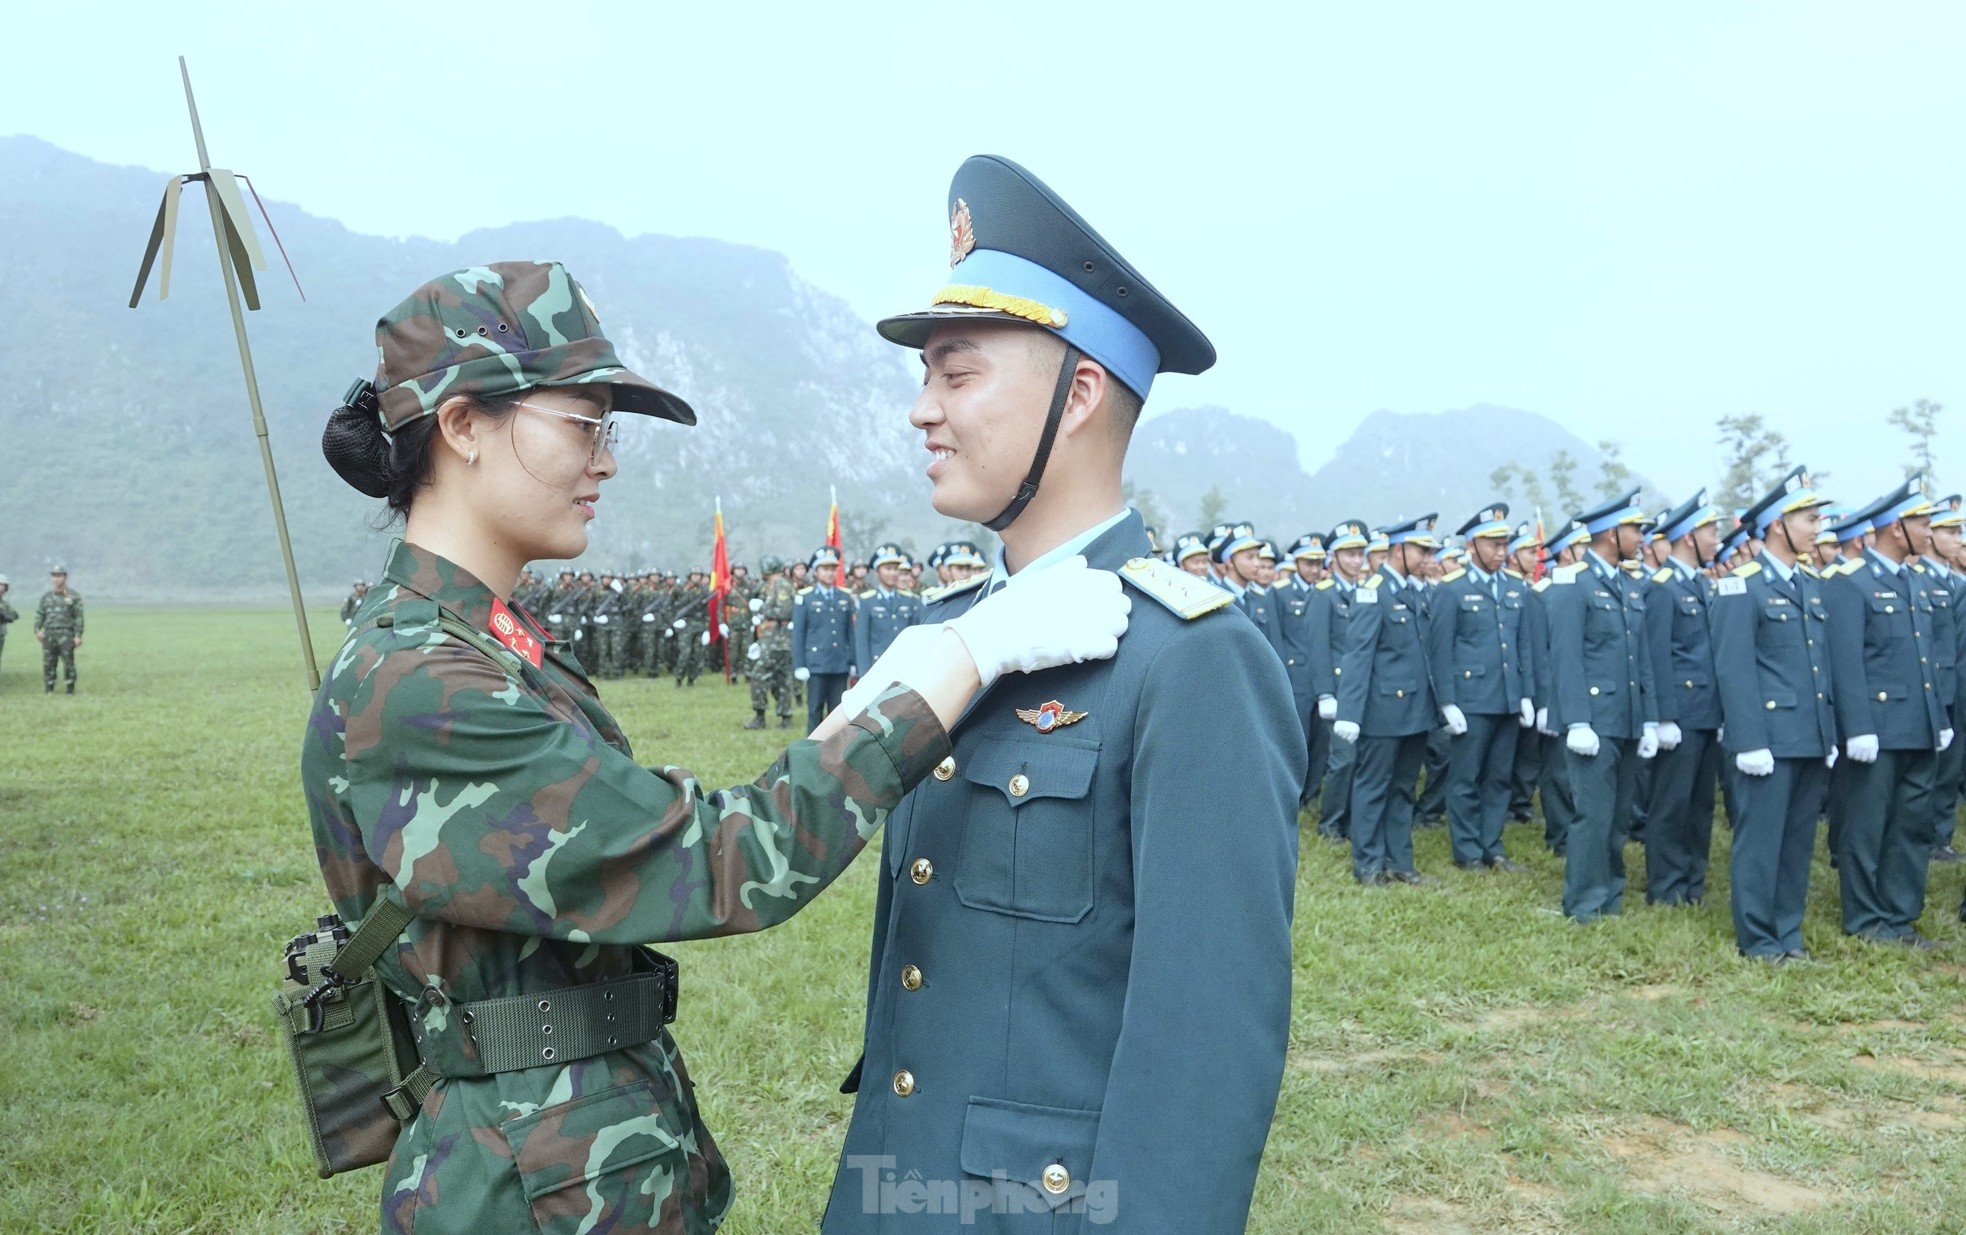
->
xmin=1878 ymin=692 xmax=1888 ymax=702
xmin=1008 ymin=774 xmax=1030 ymax=798
xmin=1589 ymin=686 xmax=1601 ymax=696
xmin=933 ymin=757 xmax=956 ymax=781
xmin=892 ymin=1070 xmax=916 ymax=1097
xmin=901 ymin=965 xmax=923 ymax=991
xmin=1395 ymin=689 xmax=1405 ymax=698
xmin=1041 ymin=1164 xmax=1071 ymax=1194
xmin=1887 ymin=606 xmax=1896 ymax=613
xmin=1685 ymin=680 xmax=1694 ymax=688
xmin=911 ymin=858 xmax=934 ymax=885
xmin=1765 ymin=700 xmax=1776 ymax=710
xmin=1464 ymin=671 xmax=1473 ymax=679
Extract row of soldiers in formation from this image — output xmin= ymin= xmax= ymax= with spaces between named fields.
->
xmin=1199 ymin=467 xmax=1966 ymax=960
xmin=0 ymin=567 xmax=84 ymax=693
xmin=340 ymin=540 xmax=994 ymax=733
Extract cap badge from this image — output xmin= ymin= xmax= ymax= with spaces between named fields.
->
xmin=950 ymin=199 xmax=976 ymax=268
xmin=1017 ymin=699 xmax=1088 ymax=733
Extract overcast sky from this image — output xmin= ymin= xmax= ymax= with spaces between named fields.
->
xmin=9 ymin=0 xmax=1965 ymax=507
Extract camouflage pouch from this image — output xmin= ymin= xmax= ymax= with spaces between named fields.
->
xmin=274 ymin=894 xmax=428 ymax=1177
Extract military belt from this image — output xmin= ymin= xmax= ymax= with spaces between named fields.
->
xmin=410 ymin=960 xmax=678 ymax=1082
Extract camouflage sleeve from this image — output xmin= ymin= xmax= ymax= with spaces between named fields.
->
xmin=339 ymin=640 xmax=951 ymax=942
xmin=33 ymin=596 xmax=44 ymax=633
xmin=73 ymin=595 xmax=84 ymax=637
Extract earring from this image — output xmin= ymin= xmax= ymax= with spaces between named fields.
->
xmin=467 ymin=448 xmax=477 ymax=466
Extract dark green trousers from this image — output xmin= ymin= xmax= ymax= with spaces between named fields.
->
xmin=1644 ymin=729 xmax=1720 ymax=906
xmin=1730 ymin=756 xmax=1828 ymax=955
xmin=1837 ymin=748 xmax=1937 ymax=940
xmin=1562 ymin=737 xmax=1639 ymax=921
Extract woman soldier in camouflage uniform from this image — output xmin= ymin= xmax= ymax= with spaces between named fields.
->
xmin=306 ymin=262 xmax=1129 ymax=1235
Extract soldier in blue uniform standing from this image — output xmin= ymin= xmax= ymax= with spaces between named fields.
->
xmin=1505 ymin=522 xmax=1546 ymax=825
xmin=1215 ymin=522 xmax=1283 ymax=652
xmin=1172 ymin=531 xmax=1211 ymax=578
xmin=854 ymin=543 xmax=925 ymax=671
xmin=1530 ymin=520 xmax=1588 ymax=856
xmin=1311 ymin=519 xmax=1373 ymax=842
xmin=1927 ymin=496 xmax=1966 ymax=864
xmin=1641 ymin=490 xmax=1727 ymax=907
xmin=1710 ymin=470 xmax=1837 ymax=958
xmin=1428 ymin=503 xmax=1536 ymax=871
xmin=1279 ymin=534 xmax=1327 ymax=810
xmin=793 ymin=546 xmax=858 ymax=733
xmin=1545 ymin=492 xmax=1660 ymax=921
xmin=1334 ymin=513 xmax=1441 ymax=885
xmin=823 ymin=155 xmax=1302 ymax=1234
xmin=1825 ymin=473 xmax=1951 ymax=948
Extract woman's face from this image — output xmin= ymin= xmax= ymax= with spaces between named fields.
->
xmin=465 ymin=384 xmax=616 ymax=563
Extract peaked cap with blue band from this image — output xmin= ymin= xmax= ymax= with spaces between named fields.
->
xmin=1931 ymin=494 xmax=1965 ymax=530
xmin=1548 ymin=519 xmax=1590 ymax=555
xmin=1457 ymin=501 xmax=1511 ymax=540
xmin=1831 ymin=500 xmax=1879 ymax=542
xmin=1507 ymin=521 xmax=1541 ymax=556
xmin=878 ymin=155 xmax=1216 ymax=400
xmin=1577 ymin=489 xmax=1648 ymax=536
xmin=1869 ymin=471 xmax=1937 ymax=529
xmin=1744 ymin=466 xmax=1831 ymax=536
xmin=1329 ymin=520 xmax=1371 ymax=552
xmin=1657 ymin=488 xmax=1724 ymax=544
xmin=1385 ymin=513 xmax=1439 ymax=548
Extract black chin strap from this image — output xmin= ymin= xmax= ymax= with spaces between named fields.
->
xmin=984 ymin=345 xmax=1082 ymax=533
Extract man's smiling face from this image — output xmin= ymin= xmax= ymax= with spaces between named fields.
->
xmin=909 ymin=321 xmax=1060 ymax=522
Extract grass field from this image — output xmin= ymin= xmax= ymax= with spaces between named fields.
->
xmin=4 ymin=607 xmax=1966 ymax=1233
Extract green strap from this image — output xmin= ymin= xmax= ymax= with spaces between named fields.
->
xmin=326 ymin=892 xmax=416 ymax=982
xmin=381 ymin=1066 xmax=437 ymax=1122
xmin=416 ymin=967 xmax=677 ymax=1078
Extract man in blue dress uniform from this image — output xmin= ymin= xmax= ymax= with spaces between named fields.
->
xmin=1926 ymin=496 xmax=1966 ymax=863
xmin=854 ymin=543 xmax=925 ymax=670
xmin=1531 ymin=519 xmax=1588 ymax=855
xmin=1710 ymin=470 xmax=1838 ymax=958
xmin=1278 ymin=534 xmax=1327 ymax=808
xmin=1334 ymin=513 xmax=1441 ymax=884
xmin=1428 ymin=502 xmax=1536 ymax=871
xmin=1311 ymin=520 xmax=1373 ymax=841
xmin=1172 ymin=531 xmax=1211 ymax=578
xmin=1641 ymin=490 xmax=1727 ymax=907
xmin=793 ymin=545 xmax=858 ymax=732
xmin=1505 ymin=521 xmax=1547 ymax=824
xmin=824 ymin=155 xmax=1302 ymax=1234
xmin=1214 ymin=522 xmax=1283 ymax=652
xmin=1825 ymin=473 xmax=1951 ymax=947
xmin=1545 ymin=492 xmax=1660 ymax=921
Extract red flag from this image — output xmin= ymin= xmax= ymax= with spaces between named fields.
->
xmin=711 ymin=498 xmax=732 ymax=682
xmin=827 ymin=485 xmax=846 ymax=587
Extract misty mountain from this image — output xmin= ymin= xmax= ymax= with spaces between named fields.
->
xmin=1 ymin=137 xmax=1646 ymax=601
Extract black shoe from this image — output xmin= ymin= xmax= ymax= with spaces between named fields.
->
xmin=44 ymin=684 xmax=54 ymax=694
xmin=1354 ymin=871 xmax=1392 ymax=886
xmin=1901 ymin=933 xmax=1940 ymax=952
xmin=1389 ymin=870 xmax=1433 ymax=886
xmin=1934 ymin=845 xmax=1963 ymax=863
xmin=1453 ymin=859 xmax=1486 ymax=871
xmin=1743 ymin=949 xmax=1791 ymax=965
xmin=1485 ymin=857 xmax=1528 ymax=872
xmin=743 ymin=714 xmax=766 ymax=730
xmin=65 ymin=683 xmax=74 ymax=694
xmin=778 ymin=715 xmax=794 ymax=729
xmin=1784 ymin=949 xmax=1810 ymax=961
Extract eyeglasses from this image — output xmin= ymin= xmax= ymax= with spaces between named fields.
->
xmin=514 ymin=400 xmax=619 ymax=463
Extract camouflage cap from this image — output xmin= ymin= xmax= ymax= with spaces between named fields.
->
xmin=372 ymin=261 xmax=695 ymax=431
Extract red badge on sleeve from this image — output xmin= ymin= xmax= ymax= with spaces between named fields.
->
xmin=489 ymin=599 xmax=542 ymax=668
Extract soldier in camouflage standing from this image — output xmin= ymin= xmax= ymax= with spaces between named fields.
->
xmin=0 ymin=574 xmax=16 ymax=673
xmin=308 ymin=259 xmax=1130 ymax=1234
xmin=745 ymin=555 xmax=797 ymax=729
xmin=340 ymin=579 xmax=371 ymax=626
xmin=725 ymin=563 xmax=757 ymax=667
xmin=589 ymin=572 xmax=626 ymax=679
xmin=673 ymin=569 xmax=712 ymax=688
xmin=35 ymin=566 xmax=84 ymax=695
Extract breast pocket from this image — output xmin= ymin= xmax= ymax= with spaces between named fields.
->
xmin=955 ymin=738 xmax=1099 ymax=924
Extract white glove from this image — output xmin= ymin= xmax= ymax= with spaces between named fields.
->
xmin=943 ymin=555 xmax=1129 ymax=689
xmin=747 ymin=642 xmax=763 ymax=662
xmin=700 ymin=631 xmax=712 ymax=646
xmin=748 ymin=597 xmax=764 ymax=613
xmin=548 ymin=614 xmax=563 ymax=624
xmin=1566 ymin=725 xmax=1600 ymax=757
xmin=1519 ymin=698 xmax=1535 ymax=728
xmin=719 ymin=623 xmax=729 ymax=639
xmin=1333 ymin=719 xmax=1360 ymax=744
xmin=1736 ymin=748 xmax=1776 ymax=777
xmin=1318 ymin=695 xmax=1337 ymax=721
xmin=1826 ymin=746 xmax=1838 ymax=770
xmin=1656 ymin=721 xmax=1683 ymax=751
xmin=664 ymin=628 xmax=674 ymax=639
xmin=1847 ymin=734 xmax=1880 ymax=763
xmin=751 ymin=615 xmax=763 ymax=627
xmin=672 ymin=619 xmax=686 ymax=630
xmin=1537 ymin=707 xmax=1554 ymax=736
xmin=794 ymin=667 xmax=810 ymax=682
xmin=1637 ymin=723 xmax=1659 ymax=760
xmin=1942 ymin=728 xmax=1956 ymax=753
xmin=641 ymin=613 xmax=655 ymax=624
xmin=1441 ymin=704 xmax=1468 ymax=736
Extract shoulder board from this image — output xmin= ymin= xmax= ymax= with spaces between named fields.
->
xmin=1118 ymin=556 xmax=1235 ymax=620
xmin=1651 ymin=567 xmax=1673 ymax=584
xmin=1731 ymin=561 xmax=1762 ymax=578
xmin=1550 ymin=564 xmax=1582 ymax=584
xmin=1716 ymin=575 xmax=1748 ymax=597
xmin=1832 ymin=560 xmax=1859 ymax=577
xmin=859 ymin=589 xmax=876 ymax=599
xmin=795 ymin=587 xmax=812 ymax=597
xmin=1362 ymin=575 xmax=1383 ymax=589
xmin=1314 ymin=578 xmax=1335 ymax=591
xmin=921 ymin=574 xmax=988 ymax=607
xmin=1441 ymin=568 xmax=1466 ymax=583
xmin=1503 ymin=568 xmax=1525 ymax=580
xmin=1531 ymin=578 xmax=1552 ymax=593
xmin=1800 ymin=563 xmax=1820 ymax=578
xmin=1621 ymin=560 xmax=1644 ymax=574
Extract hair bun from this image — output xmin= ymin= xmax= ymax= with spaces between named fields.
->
xmin=322 ymin=400 xmax=393 ymax=499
